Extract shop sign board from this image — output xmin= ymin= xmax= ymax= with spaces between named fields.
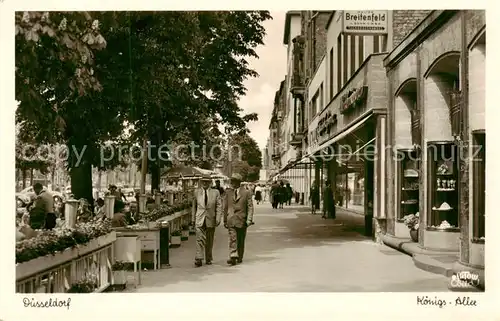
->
xmin=309 ymin=110 xmax=339 ymax=151
xmin=340 ymin=86 xmax=368 ymax=114
xmin=342 ymin=11 xmax=388 ymax=35
xmin=308 ymin=118 xmax=319 ymax=151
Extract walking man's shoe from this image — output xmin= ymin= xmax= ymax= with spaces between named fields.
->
xmin=237 ymin=258 xmax=243 ymax=263
xmin=206 ymin=260 xmax=212 ymax=265
xmin=227 ymin=258 xmax=237 ymax=266
xmin=194 ymin=259 xmax=203 ymax=267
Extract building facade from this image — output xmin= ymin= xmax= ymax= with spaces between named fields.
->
xmin=383 ymin=10 xmax=485 ymax=287
xmin=267 ymin=10 xmax=486 ymax=286
xmin=272 ymin=10 xmax=430 ymax=228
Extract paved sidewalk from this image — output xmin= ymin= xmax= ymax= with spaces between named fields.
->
xmin=127 ymin=203 xmax=451 ymax=292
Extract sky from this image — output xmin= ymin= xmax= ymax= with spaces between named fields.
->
xmin=238 ymin=12 xmax=287 ymax=152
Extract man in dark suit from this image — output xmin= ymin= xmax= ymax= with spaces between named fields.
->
xmin=223 ymin=173 xmax=254 ymax=265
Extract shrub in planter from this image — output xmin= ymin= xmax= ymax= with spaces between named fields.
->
xmin=170 ymin=231 xmax=182 ymax=247
xmin=67 ymin=274 xmax=98 ymax=293
xmin=111 ymin=261 xmax=128 ymax=289
xmin=141 ymin=204 xmax=174 ymax=222
xmin=139 ymin=200 xmax=192 ymax=223
xmin=181 ymin=225 xmax=189 ymax=241
xmin=16 ymin=219 xmax=112 ymax=263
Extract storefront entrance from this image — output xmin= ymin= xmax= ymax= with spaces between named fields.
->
xmin=312 ymin=114 xmax=377 ymax=236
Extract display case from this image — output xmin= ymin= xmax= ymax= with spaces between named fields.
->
xmin=398 ymin=149 xmax=420 ymax=220
xmin=427 ymin=141 xmax=459 ymax=231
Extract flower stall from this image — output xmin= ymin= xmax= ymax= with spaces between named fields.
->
xmin=112 ymin=196 xmax=191 ymax=273
xmin=16 ymin=219 xmax=116 ymax=293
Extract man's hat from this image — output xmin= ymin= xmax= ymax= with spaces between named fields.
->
xmin=230 ymin=173 xmax=243 ymax=182
xmin=200 ymin=174 xmax=211 ymax=181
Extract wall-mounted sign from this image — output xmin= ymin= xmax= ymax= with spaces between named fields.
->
xmin=318 ymin=112 xmax=337 ymax=140
xmin=308 ymin=111 xmax=338 ymax=150
xmin=342 ymin=11 xmax=388 ymax=35
xmin=340 ymin=86 xmax=368 ymax=114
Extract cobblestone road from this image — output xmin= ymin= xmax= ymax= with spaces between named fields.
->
xmin=128 ymin=203 xmax=451 ymax=292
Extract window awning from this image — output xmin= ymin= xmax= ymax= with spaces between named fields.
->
xmin=312 ymin=112 xmax=373 ymax=155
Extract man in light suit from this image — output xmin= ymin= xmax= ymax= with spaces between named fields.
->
xmin=223 ymin=173 xmax=254 ymax=266
xmin=191 ymin=174 xmax=222 ymax=267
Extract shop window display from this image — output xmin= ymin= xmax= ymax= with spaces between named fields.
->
xmin=427 ymin=142 xmax=459 ymax=230
xmin=398 ymin=149 xmax=420 ymax=220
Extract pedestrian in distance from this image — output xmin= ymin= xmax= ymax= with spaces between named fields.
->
xmin=322 ymin=180 xmax=336 ymax=219
xmin=285 ymin=183 xmax=293 ymax=206
xmin=270 ymin=181 xmax=279 ymax=209
xmin=223 ymin=173 xmax=254 ymax=266
xmin=191 ymin=174 xmax=222 ymax=267
xmin=310 ymin=180 xmax=320 ymax=215
xmin=278 ymin=181 xmax=286 ymax=209
xmin=213 ymin=179 xmax=225 ymax=197
xmin=254 ymin=184 xmax=262 ymax=204
xmin=263 ymin=184 xmax=269 ymax=203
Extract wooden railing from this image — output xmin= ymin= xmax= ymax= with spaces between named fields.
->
xmin=16 ymin=191 xmax=192 ymax=293
xmin=16 ymin=232 xmax=116 ymax=293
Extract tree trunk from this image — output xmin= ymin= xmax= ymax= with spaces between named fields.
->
xmin=22 ymin=169 xmax=27 ymax=189
xmin=133 ymin=163 xmax=137 ymax=188
xmin=140 ymin=138 xmax=148 ymax=195
xmin=51 ymin=165 xmax=56 ymax=189
xmin=97 ymin=170 xmax=102 ymax=192
xmin=150 ymin=131 xmax=162 ymax=193
xmin=67 ymin=141 xmax=94 ymax=207
xmin=29 ymin=168 xmax=34 ymax=186
xmin=70 ymin=162 xmax=93 ymax=205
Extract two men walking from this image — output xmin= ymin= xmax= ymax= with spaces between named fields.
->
xmin=191 ymin=173 xmax=254 ymax=267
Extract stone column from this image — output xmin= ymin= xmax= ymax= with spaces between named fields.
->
xmin=167 ymin=192 xmax=174 ymax=205
xmin=64 ymin=199 xmax=79 ymax=228
xmin=314 ymin=159 xmax=321 ymax=210
xmin=104 ymin=195 xmax=115 ymax=219
xmin=138 ymin=194 xmax=147 ymax=213
xmin=155 ymin=193 xmax=162 ymax=207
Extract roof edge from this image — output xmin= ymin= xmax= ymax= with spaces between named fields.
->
xmin=283 ymin=11 xmax=301 ymax=45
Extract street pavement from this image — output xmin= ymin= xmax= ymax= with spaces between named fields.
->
xmin=127 ymin=202 xmax=451 ymax=292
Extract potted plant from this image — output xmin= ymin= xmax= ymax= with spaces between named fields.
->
xmin=67 ymin=274 xmax=98 ymax=293
xmin=403 ymin=212 xmax=420 ymax=242
xmin=170 ymin=231 xmax=182 ymax=247
xmin=181 ymin=225 xmax=189 ymax=241
xmin=111 ymin=261 xmax=128 ymax=290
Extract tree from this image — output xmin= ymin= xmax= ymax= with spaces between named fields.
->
xmin=227 ymin=131 xmax=262 ymax=182
xmin=16 ymin=11 xmax=271 ymax=200
xmin=15 ymin=11 xmax=126 ymax=204
xmin=107 ymin=11 xmax=270 ymax=192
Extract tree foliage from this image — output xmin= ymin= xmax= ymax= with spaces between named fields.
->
xmin=228 ymin=131 xmax=262 ymax=182
xmin=15 ymin=11 xmax=271 ymax=199
xmin=105 ymin=11 xmax=270 ymax=191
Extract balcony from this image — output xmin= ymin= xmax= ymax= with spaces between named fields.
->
xmin=290 ymin=132 xmax=304 ymax=147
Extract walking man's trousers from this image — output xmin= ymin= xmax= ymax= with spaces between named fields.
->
xmin=195 ymin=219 xmax=215 ymax=261
xmin=228 ymin=227 xmax=247 ymax=259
